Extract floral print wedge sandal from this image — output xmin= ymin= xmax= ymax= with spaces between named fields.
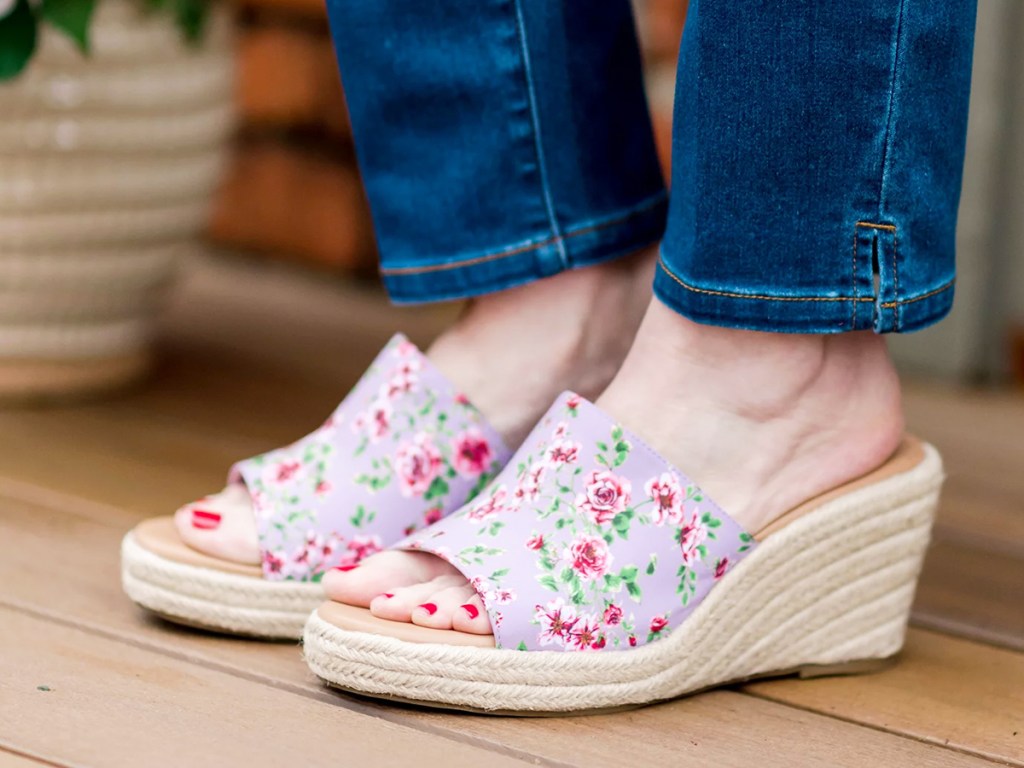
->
xmin=303 ymin=392 xmax=942 ymax=713
xmin=121 ymin=335 xmax=511 ymax=639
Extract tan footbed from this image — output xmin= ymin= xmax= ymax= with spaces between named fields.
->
xmin=132 ymin=517 xmax=262 ymax=578
xmin=316 ymin=435 xmax=928 ymax=648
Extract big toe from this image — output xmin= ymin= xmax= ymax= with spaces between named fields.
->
xmin=173 ymin=483 xmax=260 ymax=565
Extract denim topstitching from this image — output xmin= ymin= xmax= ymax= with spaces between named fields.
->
xmin=658 ymin=258 xmax=954 ymax=308
xmin=379 ymin=192 xmax=666 ymax=275
xmin=877 ymin=0 xmax=910 ymax=329
xmin=510 ymin=0 xmax=567 ymax=268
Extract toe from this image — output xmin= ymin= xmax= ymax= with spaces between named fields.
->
xmin=323 ymin=550 xmax=460 ymax=607
xmin=409 ymin=585 xmax=476 ymax=630
xmin=173 ymin=484 xmax=259 ymax=564
xmin=369 ymin=575 xmax=466 ymax=622
xmin=451 ymin=593 xmax=492 ymax=635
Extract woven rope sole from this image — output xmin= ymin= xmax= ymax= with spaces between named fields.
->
xmin=121 ymin=533 xmax=322 ymax=640
xmin=304 ymin=444 xmax=943 ymax=713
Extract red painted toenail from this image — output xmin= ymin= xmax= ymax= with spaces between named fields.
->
xmin=333 ymin=564 xmax=358 ymax=572
xmin=461 ymin=604 xmax=479 ymax=619
xmin=418 ymin=603 xmax=437 ymax=615
xmin=382 ymin=593 xmax=394 ymax=599
xmin=191 ymin=509 xmax=221 ymax=530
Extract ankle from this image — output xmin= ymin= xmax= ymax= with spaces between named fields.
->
xmin=598 ymin=299 xmax=905 ymax=530
xmin=428 ymin=247 xmax=657 ymax=444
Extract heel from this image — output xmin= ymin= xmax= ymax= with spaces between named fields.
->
xmin=715 ymin=474 xmax=941 ymax=684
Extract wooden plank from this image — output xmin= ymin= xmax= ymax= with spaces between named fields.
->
xmin=743 ymin=629 xmax=1024 ymax=767
xmin=905 ymin=384 xmax=1024 ymax=502
xmin=0 ymin=749 xmax=62 ymax=768
xmin=0 ymin=609 xmax=531 ymax=768
xmin=933 ymin=485 xmax=1024 ymax=558
xmin=412 ymin=690 xmax=1001 ymax=768
xmin=914 ymin=539 xmax=1024 ymax=650
xmin=0 ymin=498 xmax=1012 ymax=768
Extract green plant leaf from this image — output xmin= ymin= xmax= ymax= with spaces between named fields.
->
xmin=423 ymin=475 xmax=449 ymax=501
xmin=173 ymin=0 xmax=206 ymax=42
xmin=625 ymin=580 xmax=642 ymax=601
xmin=40 ymin=0 xmax=97 ymax=53
xmin=0 ymin=0 xmax=37 ymax=81
xmin=619 ymin=565 xmax=638 ymax=581
xmin=537 ymin=574 xmax=559 ymax=592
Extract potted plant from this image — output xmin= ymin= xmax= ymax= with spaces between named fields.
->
xmin=0 ymin=0 xmax=234 ymax=400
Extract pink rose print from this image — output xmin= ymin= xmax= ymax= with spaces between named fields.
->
xmin=678 ymin=507 xmax=709 ymax=566
xmin=394 ymin=340 xmax=418 ymax=357
xmin=394 ymin=432 xmax=442 ymax=497
xmin=455 ymin=392 xmax=471 ymax=406
xmin=354 ymin=398 xmax=393 ymax=442
xmin=267 ymin=459 xmax=304 ymax=486
xmin=649 ymin=615 xmax=669 ymax=635
xmin=525 ymin=533 xmax=544 ymax=550
xmin=602 ymin=603 xmax=623 ymax=626
xmin=535 ymin=598 xmax=579 ymax=648
xmin=591 ymin=635 xmax=607 ymax=650
xmin=553 ymin=421 xmax=568 ymax=439
xmin=628 ymin=635 xmax=638 ymax=647
xmin=566 ymin=395 xmax=581 ymax=411
xmin=383 ymin=357 xmax=423 ymax=397
xmin=575 ymin=470 xmax=631 ymax=525
xmin=467 ymin=485 xmax=509 ymax=521
xmin=714 ymin=557 xmax=730 ymax=580
xmin=546 ymin=438 xmax=581 ymax=466
xmin=317 ymin=532 xmax=341 ymax=559
xmin=366 ymin=398 xmax=392 ymax=441
xmin=568 ymin=534 xmax=613 ymax=580
xmin=515 ymin=463 xmax=546 ymax=503
xmin=451 ymin=427 xmax=493 ymax=477
xmin=645 ymin=472 xmax=684 ymax=526
xmin=348 ymin=534 xmax=383 ymax=562
xmin=315 ymin=480 xmax=332 ymax=496
xmin=263 ymin=550 xmax=286 ymax=578
xmin=424 ymin=506 xmax=443 ymax=525
xmin=489 ymin=587 xmax=517 ymax=605
xmin=568 ymin=615 xmax=601 ymax=651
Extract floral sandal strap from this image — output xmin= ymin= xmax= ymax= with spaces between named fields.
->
xmin=230 ymin=334 xmax=512 ymax=582
xmin=397 ymin=392 xmax=756 ymax=652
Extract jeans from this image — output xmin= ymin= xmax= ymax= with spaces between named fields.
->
xmin=325 ymin=0 xmax=977 ymax=334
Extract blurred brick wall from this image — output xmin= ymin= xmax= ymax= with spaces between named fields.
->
xmin=209 ymin=0 xmax=687 ymax=274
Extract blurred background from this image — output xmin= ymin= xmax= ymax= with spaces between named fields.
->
xmin=0 ymin=0 xmax=1021 ymax=395
xmin=1 ymin=6 xmax=1021 ymax=763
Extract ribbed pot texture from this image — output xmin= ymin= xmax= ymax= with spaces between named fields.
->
xmin=0 ymin=0 xmax=235 ymax=401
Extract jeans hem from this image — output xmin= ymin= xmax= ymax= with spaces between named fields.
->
xmin=654 ymin=260 xmax=955 ymax=335
xmin=383 ymin=193 xmax=668 ymax=304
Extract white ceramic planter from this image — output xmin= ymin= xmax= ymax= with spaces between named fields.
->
xmin=0 ymin=0 xmax=235 ymax=400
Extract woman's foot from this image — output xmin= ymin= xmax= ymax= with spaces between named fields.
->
xmin=173 ymin=251 xmax=657 ymax=564
xmin=325 ymin=298 xmax=905 ymax=633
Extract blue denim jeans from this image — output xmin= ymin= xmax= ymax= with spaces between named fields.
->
xmin=326 ymin=0 xmax=977 ymax=334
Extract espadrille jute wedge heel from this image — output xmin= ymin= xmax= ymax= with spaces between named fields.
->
xmin=121 ymin=334 xmax=511 ymax=639
xmin=303 ymin=392 xmax=940 ymax=713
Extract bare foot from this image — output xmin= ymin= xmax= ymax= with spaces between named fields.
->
xmin=174 ymin=251 xmax=657 ymax=563
xmin=328 ymin=297 xmax=905 ymax=634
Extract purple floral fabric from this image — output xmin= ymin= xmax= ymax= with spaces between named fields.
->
xmin=230 ymin=334 xmax=511 ymax=581
xmin=398 ymin=392 xmax=756 ymax=652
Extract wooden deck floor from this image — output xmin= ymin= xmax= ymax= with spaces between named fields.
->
xmin=1 ymin=256 xmax=1022 ymax=768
